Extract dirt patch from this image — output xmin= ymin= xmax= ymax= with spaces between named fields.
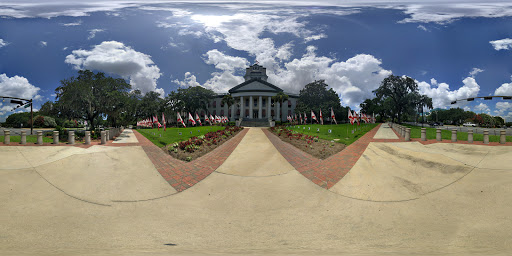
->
xmin=269 ymin=127 xmax=346 ymax=159
xmin=165 ymin=126 xmax=243 ymax=162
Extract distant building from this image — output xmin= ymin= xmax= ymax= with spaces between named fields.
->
xmin=207 ymin=63 xmax=298 ymax=121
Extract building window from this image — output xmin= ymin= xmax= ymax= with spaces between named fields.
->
xmin=237 ymin=109 xmax=240 ymax=115
xmin=288 ymin=110 xmax=292 ymax=116
xmin=213 ymin=101 xmax=216 ymax=107
xmin=263 ymin=109 xmax=266 ymax=117
xmin=213 ymin=110 xmax=216 ymax=115
xmin=245 ymin=99 xmax=249 ymax=107
xmin=221 ymin=101 xmax=224 ymax=107
xmin=288 ymin=100 xmax=292 ymax=107
xmin=245 ymin=109 xmax=249 ymax=117
xmin=262 ymin=99 xmax=266 ymax=107
xmin=221 ymin=110 xmax=224 ymax=116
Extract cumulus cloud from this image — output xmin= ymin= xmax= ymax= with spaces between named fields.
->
xmin=0 ymin=39 xmax=8 ymax=48
xmin=0 ymin=74 xmax=41 ymax=118
xmin=494 ymin=78 xmax=512 ymax=96
xmin=40 ymin=41 xmax=47 ymax=47
xmin=304 ymin=34 xmax=327 ymax=42
xmin=495 ymin=102 xmax=512 ymax=122
xmin=173 ymin=72 xmax=201 ymax=88
xmin=87 ymin=29 xmax=105 ymax=40
xmin=417 ymin=77 xmax=480 ymax=109
xmin=474 ymin=103 xmax=490 ymax=114
xmin=469 ymin=68 xmax=484 ymax=78
xmin=174 ymin=49 xmax=247 ymax=92
xmin=417 ymin=25 xmax=428 ymax=31
xmin=65 ymin=40 xmax=163 ymax=97
xmin=490 ymin=38 xmax=512 ymax=50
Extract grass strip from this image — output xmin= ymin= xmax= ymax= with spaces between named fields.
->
xmin=137 ymin=126 xmax=226 ymax=147
xmin=285 ymin=123 xmax=378 ymax=145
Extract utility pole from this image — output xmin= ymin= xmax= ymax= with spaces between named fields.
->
xmin=30 ymin=99 xmax=33 ymax=135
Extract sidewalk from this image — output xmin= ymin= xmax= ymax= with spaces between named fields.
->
xmin=373 ymin=122 xmax=398 ymax=139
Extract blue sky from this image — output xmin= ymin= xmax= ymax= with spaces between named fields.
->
xmin=1 ymin=0 xmax=512 ymax=121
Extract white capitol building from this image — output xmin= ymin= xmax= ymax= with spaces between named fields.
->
xmin=207 ymin=63 xmax=298 ymax=123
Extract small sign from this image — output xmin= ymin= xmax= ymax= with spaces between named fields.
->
xmin=303 ymin=127 xmax=305 ymax=129
xmin=328 ymin=129 xmax=332 ymax=133
xmin=198 ymin=130 xmax=200 ymax=133
xmin=190 ymin=131 xmax=193 ymax=134
xmin=178 ymin=132 xmax=182 ymax=135
xmin=308 ymin=127 xmax=311 ymax=130
xmin=317 ymin=128 xmax=320 ymax=132
xmin=351 ymin=130 xmax=354 ymax=134
xmin=159 ymin=134 xmax=162 ymax=137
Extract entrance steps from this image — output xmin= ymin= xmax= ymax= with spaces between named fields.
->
xmin=240 ymin=118 xmax=270 ymax=127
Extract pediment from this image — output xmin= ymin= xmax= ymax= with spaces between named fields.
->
xmin=228 ymin=78 xmax=283 ymax=93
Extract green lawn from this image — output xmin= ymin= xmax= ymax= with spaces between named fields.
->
xmin=137 ymin=126 xmax=226 ymax=147
xmin=0 ymin=135 xmax=53 ymax=143
xmin=284 ymin=123 xmax=378 ymax=145
xmin=403 ymin=125 xmax=512 ymax=143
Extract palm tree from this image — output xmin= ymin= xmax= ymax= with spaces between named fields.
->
xmin=272 ymin=92 xmax=289 ymax=121
xmin=221 ymin=94 xmax=235 ymax=120
xmin=417 ymin=95 xmax=433 ymax=127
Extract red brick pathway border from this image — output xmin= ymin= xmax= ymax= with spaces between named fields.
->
xmin=263 ymin=124 xmax=381 ymax=189
xmin=133 ymin=128 xmax=248 ymax=192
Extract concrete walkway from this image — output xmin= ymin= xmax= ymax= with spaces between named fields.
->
xmin=373 ymin=122 xmax=399 ymax=139
xmin=215 ymin=128 xmax=295 ymax=176
xmin=113 ymin=128 xmax=138 ymax=143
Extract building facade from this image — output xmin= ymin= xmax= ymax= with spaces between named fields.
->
xmin=207 ymin=63 xmax=298 ymax=121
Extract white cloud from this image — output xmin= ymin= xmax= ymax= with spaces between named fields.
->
xmin=304 ymin=33 xmax=327 ymax=42
xmin=173 ymin=72 xmax=201 ymax=88
xmin=398 ymin=3 xmax=512 ymax=24
xmin=0 ymin=39 xmax=8 ymax=48
xmin=495 ymin=102 xmax=512 ymax=122
xmin=474 ymin=103 xmax=490 ymax=114
xmin=174 ymin=50 xmax=247 ymax=92
xmin=62 ymin=47 xmax=68 ymax=51
xmin=65 ymin=41 xmax=163 ymax=97
xmin=494 ymin=78 xmax=512 ymax=96
xmin=417 ymin=25 xmax=428 ymax=31
xmin=469 ymin=67 xmax=484 ymax=78
xmin=490 ymin=38 xmax=512 ymax=50
xmin=61 ymin=20 xmax=82 ymax=26
xmin=417 ymin=77 xmax=480 ymax=109
xmin=40 ymin=41 xmax=47 ymax=47
xmin=0 ymin=74 xmax=41 ymax=118
xmin=178 ymin=28 xmax=203 ymax=37
xmin=139 ymin=6 xmax=192 ymax=17
xmin=463 ymin=106 xmax=471 ymax=111
xmin=87 ymin=29 xmax=105 ymax=40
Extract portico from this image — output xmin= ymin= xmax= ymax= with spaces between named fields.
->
xmin=208 ymin=63 xmax=298 ymax=122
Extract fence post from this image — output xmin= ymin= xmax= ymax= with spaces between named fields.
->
xmin=451 ymin=129 xmax=457 ymax=142
xmin=53 ymin=131 xmax=59 ymax=145
xmin=37 ymin=131 xmax=43 ymax=145
xmin=421 ymin=128 xmax=426 ymax=141
xmin=500 ymin=130 xmax=506 ymax=144
xmin=483 ymin=130 xmax=489 ymax=144
xmin=68 ymin=130 xmax=75 ymax=145
xmin=3 ymin=130 xmax=10 ymax=144
xmin=436 ymin=128 xmax=442 ymax=141
xmin=468 ymin=129 xmax=473 ymax=143
xmin=101 ymin=131 xmax=106 ymax=145
xmin=405 ymin=128 xmax=411 ymax=141
xmin=20 ymin=131 xmax=27 ymax=144
xmin=85 ymin=131 xmax=91 ymax=145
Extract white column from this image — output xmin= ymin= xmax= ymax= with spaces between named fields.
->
xmin=258 ymin=96 xmax=262 ymax=119
xmin=267 ymin=96 xmax=271 ymax=119
xmin=225 ymin=104 xmax=228 ymax=118
xmin=240 ymin=96 xmax=244 ymax=119
xmin=249 ymin=96 xmax=253 ymax=119
xmin=277 ymin=101 xmax=280 ymax=121
xmin=231 ymin=104 xmax=235 ymax=120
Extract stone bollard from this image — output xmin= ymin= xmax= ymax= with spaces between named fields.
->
xmin=451 ymin=129 xmax=457 ymax=142
xmin=101 ymin=131 xmax=106 ymax=144
xmin=3 ymin=130 xmax=10 ymax=144
xmin=436 ymin=128 xmax=442 ymax=141
xmin=483 ymin=130 xmax=489 ymax=144
xmin=20 ymin=131 xmax=27 ymax=144
xmin=405 ymin=128 xmax=411 ymax=141
xmin=402 ymin=126 xmax=406 ymax=137
xmin=53 ymin=131 xmax=59 ymax=145
xmin=85 ymin=131 xmax=91 ymax=145
xmin=421 ymin=128 xmax=426 ymax=141
xmin=106 ymin=130 xmax=110 ymax=141
xmin=500 ymin=130 xmax=506 ymax=144
xmin=68 ymin=130 xmax=75 ymax=145
xmin=468 ymin=129 xmax=473 ymax=143
xmin=37 ymin=131 xmax=43 ymax=145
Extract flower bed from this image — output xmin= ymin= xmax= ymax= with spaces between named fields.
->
xmin=269 ymin=126 xmax=346 ymax=159
xmin=166 ymin=126 xmax=243 ymax=161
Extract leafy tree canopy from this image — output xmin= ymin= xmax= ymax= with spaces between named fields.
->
xmin=295 ymin=80 xmax=348 ymax=122
xmin=167 ymin=86 xmax=216 ymax=115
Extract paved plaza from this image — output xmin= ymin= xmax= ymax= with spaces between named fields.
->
xmin=1 ymin=124 xmax=511 ymax=255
